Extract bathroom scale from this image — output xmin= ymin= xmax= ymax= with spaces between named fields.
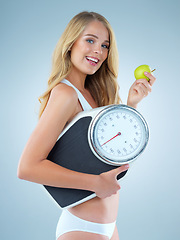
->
xmin=44 ymin=104 xmax=149 ymax=209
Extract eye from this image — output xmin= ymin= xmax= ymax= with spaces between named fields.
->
xmin=101 ymin=44 xmax=109 ymax=49
xmin=86 ymin=39 xmax=94 ymax=44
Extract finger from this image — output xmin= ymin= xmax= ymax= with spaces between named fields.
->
xmin=144 ymin=72 xmax=156 ymax=86
xmin=134 ymin=84 xmax=147 ymax=96
xmin=114 ymin=164 xmax=129 ymax=177
xmin=136 ymin=79 xmax=152 ymax=92
xmin=136 ymin=83 xmax=149 ymax=96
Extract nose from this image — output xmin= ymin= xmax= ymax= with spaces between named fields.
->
xmin=93 ymin=43 xmax=102 ymax=55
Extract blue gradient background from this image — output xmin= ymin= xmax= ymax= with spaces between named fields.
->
xmin=1 ymin=0 xmax=180 ymax=239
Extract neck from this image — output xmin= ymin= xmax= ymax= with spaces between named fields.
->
xmin=66 ymin=67 xmax=87 ymax=92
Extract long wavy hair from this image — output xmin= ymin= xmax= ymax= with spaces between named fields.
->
xmin=38 ymin=11 xmax=121 ymax=118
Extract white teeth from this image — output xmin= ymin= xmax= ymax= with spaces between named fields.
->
xmin=86 ymin=57 xmax=98 ymax=63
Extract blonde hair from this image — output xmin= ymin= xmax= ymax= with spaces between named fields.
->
xmin=38 ymin=11 xmax=121 ymax=118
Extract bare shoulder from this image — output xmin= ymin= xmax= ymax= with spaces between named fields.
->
xmin=23 ymin=83 xmax=80 ymax=160
xmin=42 ymin=82 xmax=80 ymax=121
xmin=39 ymin=82 xmax=80 ymax=132
xmin=50 ymin=82 xmax=78 ymax=105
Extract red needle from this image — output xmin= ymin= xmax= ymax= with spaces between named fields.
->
xmin=101 ymin=132 xmax=121 ymax=146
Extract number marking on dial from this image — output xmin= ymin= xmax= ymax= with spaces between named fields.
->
xmin=95 ymin=111 xmax=143 ymax=158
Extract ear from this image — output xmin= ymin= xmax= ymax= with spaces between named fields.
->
xmin=68 ymin=42 xmax=75 ymax=52
xmin=68 ymin=44 xmax=72 ymax=52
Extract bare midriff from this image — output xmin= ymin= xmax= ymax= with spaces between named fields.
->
xmin=68 ymin=192 xmax=119 ymax=224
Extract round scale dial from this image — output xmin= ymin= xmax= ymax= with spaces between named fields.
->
xmin=89 ymin=105 xmax=149 ymax=165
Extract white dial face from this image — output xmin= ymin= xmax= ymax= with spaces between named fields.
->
xmin=90 ymin=106 xmax=148 ymax=165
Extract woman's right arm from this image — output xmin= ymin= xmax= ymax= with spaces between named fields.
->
xmin=17 ymin=83 xmax=129 ymax=198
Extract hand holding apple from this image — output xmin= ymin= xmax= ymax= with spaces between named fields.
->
xmin=134 ymin=64 xmax=156 ymax=81
xmin=127 ymin=64 xmax=156 ymax=108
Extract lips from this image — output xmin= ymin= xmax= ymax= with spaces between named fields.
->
xmin=86 ymin=56 xmax=100 ymax=66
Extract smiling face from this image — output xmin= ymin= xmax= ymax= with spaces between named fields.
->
xmin=70 ymin=20 xmax=109 ymax=78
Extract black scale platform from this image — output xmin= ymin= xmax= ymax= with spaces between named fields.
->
xmin=44 ymin=116 xmax=127 ymax=208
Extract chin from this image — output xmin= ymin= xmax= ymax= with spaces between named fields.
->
xmin=86 ymin=67 xmax=100 ymax=75
xmin=87 ymin=71 xmax=97 ymax=75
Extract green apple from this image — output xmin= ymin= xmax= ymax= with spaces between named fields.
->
xmin=134 ymin=64 xmax=152 ymax=81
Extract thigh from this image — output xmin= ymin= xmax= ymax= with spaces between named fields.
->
xmin=57 ymin=231 xmax=109 ymax=240
xmin=110 ymin=225 xmax=119 ymax=240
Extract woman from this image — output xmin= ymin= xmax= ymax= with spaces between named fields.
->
xmin=17 ymin=11 xmax=155 ymax=240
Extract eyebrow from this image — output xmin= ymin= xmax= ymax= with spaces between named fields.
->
xmin=84 ymin=34 xmax=109 ymax=43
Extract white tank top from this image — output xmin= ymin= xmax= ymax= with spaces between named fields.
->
xmin=61 ymin=79 xmax=92 ymax=111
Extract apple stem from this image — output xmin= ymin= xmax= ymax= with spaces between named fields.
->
xmin=151 ymin=69 xmax=156 ymax=72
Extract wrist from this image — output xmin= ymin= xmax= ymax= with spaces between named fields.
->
xmin=89 ymin=174 xmax=99 ymax=193
xmin=80 ymin=173 xmax=98 ymax=192
xmin=127 ymin=100 xmax=137 ymax=109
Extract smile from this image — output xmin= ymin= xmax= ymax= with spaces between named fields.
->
xmin=86 ymin=56 xmax=99 ymax=66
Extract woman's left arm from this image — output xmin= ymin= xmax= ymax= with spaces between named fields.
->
xmin=127 ymin=71 xmax=156 ymax=109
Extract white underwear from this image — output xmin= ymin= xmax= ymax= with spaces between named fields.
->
xmin=56 ymin=210 xmax=116 ymax=239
